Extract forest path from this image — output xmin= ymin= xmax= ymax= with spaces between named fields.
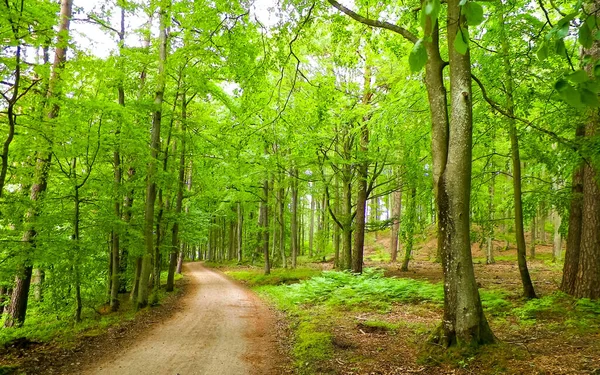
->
xmin=86 ymin=262 xmax=277 ymax=375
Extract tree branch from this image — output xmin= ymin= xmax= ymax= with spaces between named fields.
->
xmin=327 ymin=0 xmax=418 ymax=44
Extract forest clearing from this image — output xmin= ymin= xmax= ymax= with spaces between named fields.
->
xmin=2 ymin=0 xmax=600 ymax=373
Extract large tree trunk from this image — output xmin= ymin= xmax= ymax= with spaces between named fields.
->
xmin=574 ymin=159 xmax=600 ymax=299
xmin=562 ymin=8 xmax=600 ymax=298
xmin=137 ymin=2 xmax=168 ymax=309
xmin=4 ymin=0 xmax=73 ymax=328
xmin=436 ymin=1 xmax=494 ymax=346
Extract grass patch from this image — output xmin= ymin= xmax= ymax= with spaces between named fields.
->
xmin=159 ymin=270 xmax=184 ymax=284
xmin=294 ymin=319 xmax=334 ymax=370
xmin=225 ymin=267 xmax=322 ymax=287
xmin=357 ymin=319 xmax=400 ymax=333
xmin=512 ymin=292 xmax=600 ymax=332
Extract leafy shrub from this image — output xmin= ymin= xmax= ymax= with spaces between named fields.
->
xmin=259 ymin=268 xmax=444 ymax=311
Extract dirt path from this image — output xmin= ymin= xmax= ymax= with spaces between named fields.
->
xmin=86 ymin=263 xmax=278 ymax=375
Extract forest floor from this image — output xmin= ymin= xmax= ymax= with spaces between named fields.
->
xmin=0 ymin=263 xmax=290 ymax=375
xmin=83 ymin=262 xmax=287 ymax=375
xmin=220 ymin=232 xmax=600 ymax=375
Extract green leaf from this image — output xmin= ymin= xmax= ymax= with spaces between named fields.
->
xmin=579 ymin=24 xmax=593 ymax=49
xmin=580 ymin=88 xmax=599 ymax=106
xmin=585 ymin=15 xmax=599 ymax=30
xmin=465 ymin=2 xmax=484 ymax=26
xmin=556 ymin=22 xmax=570 ymax=39
xmin=536 ymin=42 xmax=549 ymax=61
xmin=424 ymin=0 xmax=440 ymax=15
xmin=421 ymin=0 xmax=441 ymax=33
xmin=555 ymin=79 xmax=568 ymax=92
xmin=566 ymin=70 xmax=589 ymax=83
xmin=555 ymin=39 xmax=566 ymax=56
xmin=409 ymin=39 xmax=428 ymax=72
xmin=555 ymin=80 xmax=583 ymax=107
xmin=595 ymin=30 xmax=600 ymax=40
xmin=454 ymin=29 xmax=469 ymax=55
xmin=594 ymin=63 xmax=600 ymax=77
xmin=582 ymin=80 xmax=600 ymax=93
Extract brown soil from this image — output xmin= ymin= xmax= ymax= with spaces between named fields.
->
xmin=85 ymin=262 xmax=286 ymax=375
xmin=0 ymin=263 xmax=291 ymax=375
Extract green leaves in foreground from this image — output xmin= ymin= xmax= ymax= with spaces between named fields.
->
xmin=554 ymin=68 xmax=600 ymax=108
xmin=409 ymin=39 xmax=428 ymax=72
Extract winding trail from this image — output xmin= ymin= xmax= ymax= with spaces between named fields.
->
xmin=87 ymin=263 xmax=277 ymax=375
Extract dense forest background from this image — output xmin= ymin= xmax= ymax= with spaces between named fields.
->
xmin=1 ymin=0 xmax=599 ymax=357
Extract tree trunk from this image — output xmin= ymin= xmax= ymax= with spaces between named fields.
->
xmin=574 ymin=160 xmax=600 ymax=299
xmin=401 ymin=187 xmax=416 ymax=271
xmin=237 ymin=202 xmax=243 ymax=263
xmin=500 ymin=7 xmax=536 ymax=298
xmin=262 ymin=179 xmax=271 ymax=275
xmin=552 ymin=211 xmax=562 ymax=262
xmin=529 ymin=217 xmax=536 ymax=259
xmin=137 ymin=2 xmax=168 ymax=309
xmin=4 ymin=0 xmax=73 ymax=328
xmin=390 ymin=187 xmax=402 ymax=262
xmin=436 ymin=1 xmax=494 ymax=346
xmin=278 ymin=185 xmax=286 ymax=267
xmin=290 ymin=169 xmax=298 ymax=268
xmin=33 ymin=269 xmax=44 ymax=302
xmin=309 ymin=195 xmax=315 ymax=257
xmin=562 ymin=127 xmax=585 ymax=294
xmin=353 ymin=57 xmax=372 ymax=275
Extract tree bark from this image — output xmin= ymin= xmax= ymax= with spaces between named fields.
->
xmin=390 ymin=186 xmax=402 ymax=263
xmin=309 ymin=195 xmax=315 ymax=257
xmin=401 ymin=187 xmax=416 ymax=271
xmin=237 ymin=202 xmax=243 ymax=263
xmin=137 ymin=2 xmax=168 ymax=309
xmin=4 ymin=0 xmax=73 ymax=328
xmin=167 ymin=93 xmax=187 ymax=292
xmin=262 ymin=179 xmax=271 ymax=275
xmin=353 ymin=57 xmax=373 ymax=274
xmin=290 ymin=169 xmax=298 ymax=268
xmin=437 ymin=0 xmax=494 ymax=345
xmin=499 ymin=6 xmax=536 ymax=298
xmin=552 ymin=211 xmax=562 ymax=262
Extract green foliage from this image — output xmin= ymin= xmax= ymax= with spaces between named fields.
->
xmin=479 ymin=290 xmax=512 ymax=315
xmin=225 ymin=268 xmax=322 ymax=287
xmin=259 ymin=269 xmax=444 ymax=312
xmin=409 ymin=40 xmax=428 ymax=72
xmin=454 ymin=28 xmax=469 ymax=55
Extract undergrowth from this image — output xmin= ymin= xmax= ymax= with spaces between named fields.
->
xmin=225 ymin=268 xmax=322 ymax=287
xmin=0 ymin=270 xmax=182 ymax=348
